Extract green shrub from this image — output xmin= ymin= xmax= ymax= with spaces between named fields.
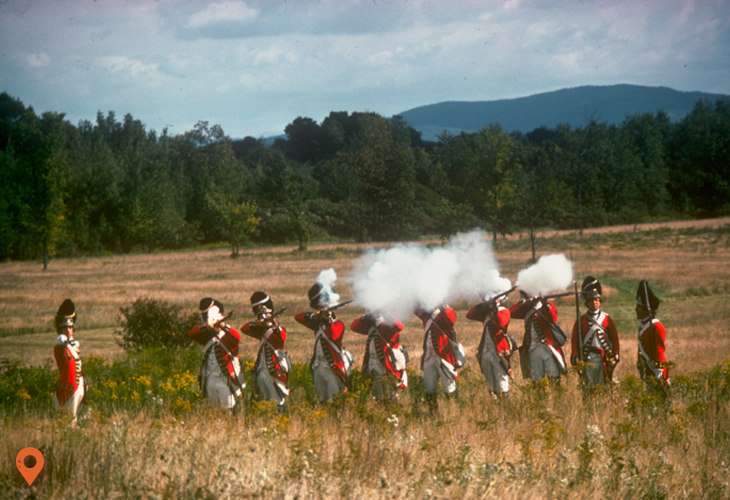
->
xmin=0 ymin=357 xmax=56 ymax=413
xmin=116 ymin=297 xmax=199 ymax=352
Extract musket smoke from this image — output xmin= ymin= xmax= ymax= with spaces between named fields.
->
xmin=515 ymin=253 xmax=574 ymax=296
xmin=351 ymin=230 xmax=510 ymax=322
xmin=316 ymin=268 xmax=340 ymax=307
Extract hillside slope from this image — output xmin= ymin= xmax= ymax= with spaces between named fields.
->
xmin=397 ymin=84 xmax=728 ymax=141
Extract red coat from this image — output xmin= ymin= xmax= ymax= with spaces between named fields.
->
xmin=414 ymin=306 xmax=457 ymax=368
xmin=351 ymin=315 xmax=406 ymax=386
xmin=509 ymin=299 xmax=563 ymax=355
xmin=54 ymin=339 xmax=83 ymax=407
xmin=638 ymin=317 xmax=668 ymax=377
xmin=466 ymin=303 xmax=511 ymax=357
xmin=188 ymin=323 xmax=243 ymax=391
xmin=295 ymin=312 xmax=348 ymax=380
xmin=571 ymin=311 xmax=620 ymax=364
xmin=241 ymin=320 xmax=288 ymax=386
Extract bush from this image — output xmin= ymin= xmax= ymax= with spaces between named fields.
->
xmin=116 ymin=297 xmax=199 ymax=352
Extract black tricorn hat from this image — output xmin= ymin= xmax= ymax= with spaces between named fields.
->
xmin=636 ymin=280 xmax=660 ymax=312
xmin=308 ymin=283 xmax=329 ymax=309
xmin=581 ymin=276 xmax=602 ymax=301
xmin=250 ymin=291 xmax=273 ymax=312
xmin=199 ymin=297 xmax=224 ymax=314
xmin=54 ymin=298 xmax=76 ymax=330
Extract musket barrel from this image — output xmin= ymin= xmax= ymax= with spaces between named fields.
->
xmin=543 ymin=291 xmax=579 ymax=299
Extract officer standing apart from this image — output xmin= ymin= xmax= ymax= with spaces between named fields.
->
xmin=53 ymin=299 xmax=87 ymax=424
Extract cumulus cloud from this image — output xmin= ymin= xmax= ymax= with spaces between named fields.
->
xmin=26 ymin=53 xmax=51 ymax=68
xmin=97 ymin=56 xmax=159 ymax=76
xmin=188 ymin=1 xmax=259 ymax=29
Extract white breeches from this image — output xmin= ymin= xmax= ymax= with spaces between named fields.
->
xmin=522 ymin=344 xmax=560 ymax=381
xmin=256 ymin=362 xmax=287 ymax=407
xmin=583 ymin=353 xmax=606 ymax=388
xmin=312 ymin=364 xmax=345 ymax=401
xmin=205 ymin=372 xmax=236 ymax=409
xmin=422 ymin=354 xmax=457 ymax=395
xmin=480 ymin=350 xmax=509 ymax=394
xmin=53 ymin=378 xmax=85 ymax=418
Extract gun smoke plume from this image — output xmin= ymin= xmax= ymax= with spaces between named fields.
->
xmin=316 ymin=268 xmax=340 ymax=307
xmin=351 ymin=230 xmax=510 ymax=322
xmin=515 ymin=253 xmax=574 ymax=296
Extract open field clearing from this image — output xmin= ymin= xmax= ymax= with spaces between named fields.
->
xmin=2 ymin=218 xmax=730 ymax=499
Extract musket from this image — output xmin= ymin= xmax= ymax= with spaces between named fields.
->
xmin=211 ymin=311 xmax=234 ymax=329
xmin=272 ymin=306 xmax=288 ymax=318
xmin=486 ymin=285 xmax=517 ymax=302
xmin=322 ymin=299 xmax=354 ymax=312
xmin=315 ymin=299 xmax=354 ymax=322
xmin=574 ymin=280 xmax=583 ymax=364
xmin=641 ymin=280 xmax=670 ymax=392
xmin=257 ymin=306 xmax=288 ymax=328
xmin=543 ymin=290 xmax=580 ymax=300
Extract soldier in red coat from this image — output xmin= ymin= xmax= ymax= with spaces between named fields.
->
xmin=467 ymin=295 xmax=513 ymax=398
xmin=351 ymin=311 xmax=408 ymax=400
xmin=241 ymin=291 xmax=289 ymax=413
xmin=636 ymin=280 xmax=670 ymax=391
xmin=295 ymin=283 xmax=350 ymax=401
xmin=570 ymin=277 xmax=620 ymax=388
xmin=510 ymin=292 xmax=566 ymax=383
xmin=188 ymin=298 xmax=245 ymax=410
xmin=53 ymin=299 xmax=87 ymax=423
xmin=414 ymin=305 xmax=461 ymax=411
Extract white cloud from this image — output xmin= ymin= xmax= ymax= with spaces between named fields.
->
xmin=253 ymin=44 xmax=298 ymax=65
xmin=97 ymin=56 xmax=159 ymax=76
xmin=27 ymin=53 xmax=51 ymax=68
xmin=188 ymin=1 xmax=259 ymax=29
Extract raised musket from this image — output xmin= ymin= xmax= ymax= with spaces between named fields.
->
xmin=323 ymin=299 xmax=354 ymax=312
xmin=487 ymin=285 xmax=518 ymax=302
xmin=543 ymin=290 xmax=580 ymax=300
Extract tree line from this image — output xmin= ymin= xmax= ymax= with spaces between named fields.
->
xmin=1 ymin=92 xmax=728 ymax=264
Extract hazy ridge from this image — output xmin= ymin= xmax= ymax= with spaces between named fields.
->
xmin=396 ymin=84 xmax=729 ymax=141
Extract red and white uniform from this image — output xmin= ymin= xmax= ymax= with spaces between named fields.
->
xmin=467 ymin=303 xmax=512 ymax=394
xmin=637 ymin=317 xmax=668 ymax=381
xmin=295 ymin=312 xmax=348 ymax=401
xmin=414 ymin=306 xmax=459 ymax=395
xmin=510 ymin=299 xmax=566 ymax=381
xmin=188 ymin=324 xmax=244 ymax=409
xmin=351 ymin=314 xmax=408 ymax=397
xmin=241 ymin=320 xmax=289 ymax=406
xmin=571 ymin=310 xmax=620 ymax=387
xmin=53 ymin=335 xmax=86 ymax=418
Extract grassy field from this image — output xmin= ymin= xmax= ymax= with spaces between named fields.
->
xmin=1 ymin=218 xmax=730 ymax=499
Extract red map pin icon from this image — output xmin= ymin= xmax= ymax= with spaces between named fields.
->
xmin=16 ymin=447 xmax=44 ymax=486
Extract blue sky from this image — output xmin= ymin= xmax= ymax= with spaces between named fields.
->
xmin=1 ymin=0 xmax=728 ymax=139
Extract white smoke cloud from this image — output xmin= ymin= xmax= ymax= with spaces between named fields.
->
xmin=515 ymin=253 xmax=574 ymax=296
xmin=351 ymin=229 xmax=510 ymax=322
xmin=316 ymin=268 xmax=340 ymax=307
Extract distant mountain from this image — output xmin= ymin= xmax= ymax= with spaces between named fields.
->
xmin=396 ymin=84 xmax=728 ymax=142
